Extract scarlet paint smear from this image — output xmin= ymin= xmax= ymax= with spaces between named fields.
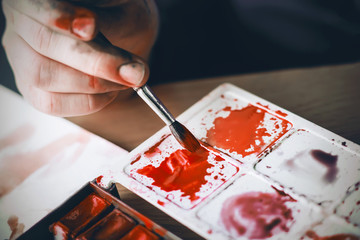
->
xmin=78 ymin=209 xmax=135 ymax=240
xmin=206 ymin=105 xmax=291 ymax=157
xmin=136 ymin=146 xmax=226 ymax=202
xmin=57 ymin=193 xmax=109 ymax=236
xmin=306 ymin=230 xmax=360 ymax=240
xmin=220 ymin=191 xmax=295 ymax=239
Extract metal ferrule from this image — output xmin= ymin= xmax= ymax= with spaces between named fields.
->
xmin=134 ymin=85 xmax=175 ymax=125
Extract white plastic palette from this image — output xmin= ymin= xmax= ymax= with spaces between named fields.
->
xmin=106 ymin=83 xmax=360 ymax=239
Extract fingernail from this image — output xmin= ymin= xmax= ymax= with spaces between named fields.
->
xmin=119 ymin=62 xmax=145 ymax=86
xmin=71 ymin=17 xmax=95 ymax=39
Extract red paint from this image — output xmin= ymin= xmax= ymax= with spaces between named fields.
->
xmin=220 ymin=191 xmax=295 ymax=239
xmin=54 ymin=7 xmax=95 ymax=39
xmin=96 ymin=175 xmax=103 ymax=185
xmin=144 ymin=135 xmax=167 ymax=158
xmin=0 ymin=124 xmax=34 ymax=151
xmin=121 ymin=225 xmax=159 ymax=240
xmin=257 ymin=102 xmax=288 ymax=117
xmin=306 ymin=230 xmax=360 ymax=240
xmin=310 ymin=150 xmax=338 ymax=183
xmin=58 ymin=193 xmax=109 ymax=236
xmin=206 ymin=105 xmax=290 ymax=157
xmin=157 ymin=200 xmax=165 ymax=206
xmin=275 ymin=110 xmax=288 ymax=117
xmin=136 ymin=146 xmax=226 ymax=201
xmin=78 ymin=209 xmax=135 ymax=240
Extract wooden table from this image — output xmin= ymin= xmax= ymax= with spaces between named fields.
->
xmin=68 ymin=62 xmax=360 ymax=239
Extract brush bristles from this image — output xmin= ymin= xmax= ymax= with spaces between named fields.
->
xmin=170 ymin=121 xmax=201 ymax=152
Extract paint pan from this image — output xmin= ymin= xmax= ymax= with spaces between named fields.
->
xmin=18 ymin=181 xmax=180 ymax=240
xmin=104 ymin=83 xmax=360 ymax=239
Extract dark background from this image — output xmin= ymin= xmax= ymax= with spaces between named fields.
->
xmin=1 ymin=0 xmax=360 ymax=92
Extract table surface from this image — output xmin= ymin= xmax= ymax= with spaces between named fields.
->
xmin=68 ymin=62 xmax=360 ymax=239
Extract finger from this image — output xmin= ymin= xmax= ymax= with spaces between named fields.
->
xmin=3 ymin=30 xmax=128 ymax=94
xmin=6 ymin=4 xmax=149 ymax=87
xmin=22 ymin=85 xmax=119 ymax=117
xmin=3 ymin=0 xmax=97 ymax=41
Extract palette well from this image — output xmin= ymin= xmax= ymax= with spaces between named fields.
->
xmin=106 ymin=83 xmax=360 ymax=239
xmin=19 ymin=181 xmax=179 ymax=240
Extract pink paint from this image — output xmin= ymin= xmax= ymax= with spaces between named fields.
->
xmin=205 ymin=105 xmax=291 ymax=157
xmin=0 ymin=124 xmax=34 ymax=151
xmin=7 ymin=215 xmax=24 ymax=240
xmin=0 ymin=132 xmax=90 ymax=197
xmin=220 ymin=191 xmax=295 ymax=239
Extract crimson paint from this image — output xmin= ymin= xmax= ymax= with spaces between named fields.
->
xmin=220 ymin=191 xmax=295 ymax=239
xmin=306 ymin=230 xmax=359 ymax=240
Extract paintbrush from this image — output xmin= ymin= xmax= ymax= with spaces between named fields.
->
xmin=93 ymin=33 xmax=200 ymax=152
xmin=134 ymin=85 xmax=201 ymax=152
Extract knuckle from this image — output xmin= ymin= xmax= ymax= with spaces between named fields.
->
xmin=35 ymin=58 xmax=51 ymax=89
xmin=86 ymin=94 xmax=96 ymax=112
xmin=39 ymin=93 xmax=57 ymax=115
xmin=90 ymin=53 xmax=105 ymax=77
xmin=34 ymin=24 xmax=54 ymax=53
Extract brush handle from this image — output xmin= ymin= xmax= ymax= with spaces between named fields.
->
xmin=134 ymin=85 xmax=176 ymax=125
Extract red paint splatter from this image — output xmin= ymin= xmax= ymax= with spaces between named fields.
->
xmin=306 ymin=230 xmax=360 ymax=240
xmin=220 ymin=191 xmax=295 ymax=239
xmin=121 ymin=225 xmax=159 ymax=240
xmin=144 ymin=135 xmax=167 ymax=158
xmin=206 ymin=105 xmax=290 ymax=157
xmin=136 ymin=146 xmax=225 ymax=201
xmin=96 ymin=175 xmax=103 ymax=185
xmin=275 ymin=110 xmax=288 ymax=117
xmin=257 ymin=103 xmax=288 ymax=117
xmin=78 ymin=209 xmax=135 ymax=239
xmin=157 ymin=200 xmax=165 ymax=206
xmin=310 ymin=150 xmax=338 ymax=183
xmin=54 ymin=193 xmax=109 ymax=237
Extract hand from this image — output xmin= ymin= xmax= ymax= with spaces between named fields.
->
xmin=2 ymin=0 xmax=159 ymax=116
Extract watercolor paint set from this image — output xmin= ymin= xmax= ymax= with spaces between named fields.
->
xmin=19 ymin=181 xmax=180 ymax=240
xmin=18 ymin=83 xmax=360 ymax=239
xmin=107 ymin=83 xmax=360 ymax=239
